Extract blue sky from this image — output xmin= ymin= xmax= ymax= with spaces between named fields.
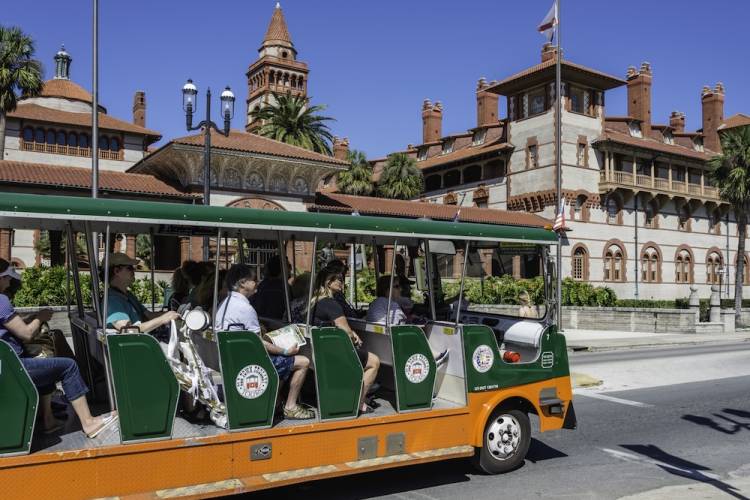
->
xmin=5 ymin=0 xmax=748 ymax=159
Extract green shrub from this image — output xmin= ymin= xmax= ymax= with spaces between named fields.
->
xmin=560 ymin=278 xmax=617 ymax=307
xmin=354 ymin=267 xmax=376 ymax=304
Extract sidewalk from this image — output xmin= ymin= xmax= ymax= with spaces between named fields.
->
xmin=562 ymin=328 xmax=750 ymax=352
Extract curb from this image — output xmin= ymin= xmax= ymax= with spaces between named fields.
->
xmin=567 ymin=337 xmax=750 ymax=353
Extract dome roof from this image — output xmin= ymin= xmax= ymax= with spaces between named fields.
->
xmin=39 ymin=79 xmax=93 ymax=104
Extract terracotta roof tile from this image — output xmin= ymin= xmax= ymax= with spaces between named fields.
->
xmin=171 ymin=129 xmax=348 ymax=166
xmin=486 ymin=59 xmax=626 ymax=95
xmin=39 ymin=79 xmax=93 ymax=103
xmin=416 ymin=141 xmax=512 ymax=170
xmin=718 ymin=113 xmax=750 ymax=131
xmin=594 ymin=129 xmax=713 ymax=160
xmin=9 ymin=103 xmax=161 ymax=141
xmin=0 ymin=160 xmax=194 ymax=199
xmin=312 ymin=193 xmax=551 ymax=229
xmin=263 ymin=5 xmax=293 ymax=47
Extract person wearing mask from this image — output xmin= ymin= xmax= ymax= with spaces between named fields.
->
xmin=309 ymin=268 xmax=380 ymax=415
xmin=105 ymin=253 xmax=180 ymax=333
xmin=0 ymin=259 xmax=117 ymax=437
xmin=215 ymin=264 xmax=313 ymax=420
xmin=251 ymin=255 xmax=288 ymax=320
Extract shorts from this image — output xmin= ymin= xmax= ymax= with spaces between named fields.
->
xmin=355 ymin=345 xmax=369 ymax=368
xmin=271 ymin=354 xmax=294 ymax=381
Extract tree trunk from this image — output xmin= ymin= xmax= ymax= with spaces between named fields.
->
xmin=0 ymin=112 xmax=6 ymax=160
xmin=735 ymin=211 xmax=746 ymax=326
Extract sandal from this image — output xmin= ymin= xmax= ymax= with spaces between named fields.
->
xmin=283 ymin=404 xmax=315 ymax=420
xmin=359 ymin=404 xmax=375 ymax=416
xmin=86 ymin=413 xmax=119 ymax=439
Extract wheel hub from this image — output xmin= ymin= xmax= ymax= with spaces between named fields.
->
xmin=486 ymin=414 xmax=521 ymax=461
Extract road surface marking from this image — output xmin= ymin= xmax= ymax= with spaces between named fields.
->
xmin=601 ymin=448 xmax=721 ymax=480
xmin=574 ymin=390 xmax=654 ymax=408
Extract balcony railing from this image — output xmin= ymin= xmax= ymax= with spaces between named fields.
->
xmin=20 ymin=141 xmax=123 ymax=160
xmin=601 ymin=169 xmax=719 ymax=200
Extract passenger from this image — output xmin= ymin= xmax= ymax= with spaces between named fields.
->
xmin=183 ymin=260 xmax=212 ymax=307
xmin=393 ymin=254 xmax=415 ymax=316
xmin=168 ymin=267 xmax=190 ymax=311
xmin=321 ymin=259 xmax=361 ymax=318
xmin=518 ymin=291 xmax=534 ymax=318
xmin=0 ymin=259 xmax=117 ymax=438
xmin=215 ymin=264 xmax=314 ymax=420
xmin=105 ymin=253 xmax=180 ymax=333
xmin=251 ymin=255 xmax=288 ymax=320
xmin=309 ymin=268 xmax=380 ymax=415
xmin=191 ymin=269 xmax=217 ymax=312
xmin=289 ymin=273 xmax=311 ymax=323
xmin=366 ymin=275 xmax=407 ymax=325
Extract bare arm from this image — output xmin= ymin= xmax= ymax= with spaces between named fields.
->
xmin=333 ymin=316 xmax=362 ymax=347
xmin=112 ymin=311 xmax=180 ymax=333
xmin=4 ymin=315 xmax=43 ymax=342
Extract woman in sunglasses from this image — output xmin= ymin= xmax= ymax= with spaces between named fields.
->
xmin=309 ymin=268 xmax=380 ymax=415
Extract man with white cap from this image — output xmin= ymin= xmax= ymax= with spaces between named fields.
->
xmin=105 ymin=253 xmax=180 ymax=333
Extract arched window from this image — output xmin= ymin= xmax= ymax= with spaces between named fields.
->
xmin=604 ymin=243 xmax=626 ymax=282
xmin=35 ymin=128 xmax=45 ymax=143
xmin=22 ymin=127 xmax=33 ymax=142
xmin=641 ymin=246 xmax=660 ymax=283
xmin=675 ymin=249 xmax=693 ymax=284
xmin=574 ymin=194 xmax=588 ymax=221
xmin=67 ymin=133 xmax=78 ymax=147
xmin=463 ymin=165 xmax=482 ymax=183
xmin=678 ymin=205 xmax=692 ymax=232
xmin=56 ymin=131 xmax=66 ymax=146
xmin=644 ymin=200 xmax=658 ymax=228
xmin=79 ymin=134 xmax=89 ymax=148
xmin=483 ymin=159 xmax=505 ymax=179
xmin=110 ymin=137 xmax=120 ymax=151
xmin=571 ymin=245 xmax=588 ymax=281
xmin=706 ymin=251 xmax=723 ymax=284
xmin=606 ymin=197 xmax=621 ymax=225
xmin=99 ymin=136 xmax=109 ymax=150
xmin=443 ymin=170 xmax=461 ymax=188
xmin=425 ymin=175 xmax=442 ymax=191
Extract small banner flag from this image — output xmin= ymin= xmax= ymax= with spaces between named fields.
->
xmin=538 ymin=0 xmax=558 ymax=43
xmin=552 ymin=198 xmax=566 ymax=232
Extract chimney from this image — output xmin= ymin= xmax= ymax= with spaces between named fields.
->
xmin=133 ymin=91 xmax=146 ymax=127
xmin=332 ymin=136 xmax=349 ymax=161
xmin=422 ymin=99 xmax=442 ymax=143
xmin=541 ymin=42 xmax=560 ymax=63
xmin=669 ymin=111 xmax=685 ymax=133
xmin=476 ymin=77 xmax=499 ymax=127
xmin=626 ymin=62 xmax=653 ymax=135
xmin=701 ymin=82 xmax=725 ymax=152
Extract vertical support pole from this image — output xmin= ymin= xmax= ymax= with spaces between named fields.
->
xmin=202 ymin=90 xmax=212 ymax=261
xmin=304 ymin=235 xmax=319 ymax=335
xmin=84 ymin=222 xmax=102 ymax=326
xmin=212 ymin=228 xmax=221 ymax=329
xmin=424 ymin=240 xmax=436 ymax=321
xmin=290 ymin=236 xmax=296 ymax=275
xmin=634 ymin=195 xmax=639 ymax=299
xmin=554 ymin=0 xmax=563 ymax=329
xmin=91 ymin=0 xmax=99 ymax=199
xmin=66 ymin=225 xmax=84 ymax=319
xmin=237 ymin=231 xmax=245 ymax=264
xmin=349 ymin=244 xmax=356 ymax=306
xmin=455 ymin=241 xmax=470 ymax=328
xmin=102 ymin=224 xmax=116 ymax=411
xmin=277 ymin=232 xmax=292 ymax=323
xmin=224 ymin=234 xmax=230 ymax=268
xmin=372 ymin=237 xmax=381 ymax=283
xmin=150 ymin=228 xmax=156 ymax=312
xmin=726 ymin=213 xmax=731 ymax=298
xmin=386 ymin=240 xmax=398 ymax=329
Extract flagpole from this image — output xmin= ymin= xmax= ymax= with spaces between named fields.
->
xmin=555 ymin=0 xmax=563 ymax=328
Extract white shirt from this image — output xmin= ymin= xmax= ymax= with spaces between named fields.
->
xmin=366 ymin=297 xmax=407 ymax=325
xmin=215 ymin=291 xmax=261 ymax=333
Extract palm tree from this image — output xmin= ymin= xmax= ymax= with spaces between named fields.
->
xmin=377 ymin=153 xmax=424 ymax=200
xmin=0 ymin=26 xmax=43 ymax=158
xmin=249 ymin=92 xmax=335 ymax=155
xmin=708 ymin=125 xmax=750 ymax=325
xmin=337 ymin=149 xmax=374 ymax=196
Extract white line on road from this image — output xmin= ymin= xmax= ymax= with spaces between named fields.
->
xmin=575 ymin=390 xmax=654 ymax=408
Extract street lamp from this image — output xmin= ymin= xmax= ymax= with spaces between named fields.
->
xmin=181 ymin=79 xmax=235 ymax=259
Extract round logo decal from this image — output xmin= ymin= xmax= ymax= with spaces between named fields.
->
xmin=404 ymin=353 xmax=430 ymax=384
xmin=472 ymin=345 xmax=495 ymax=373
xmin=235 ymin=365 xmax=269 ymax=399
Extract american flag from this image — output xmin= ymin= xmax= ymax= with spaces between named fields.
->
xmin=538 ymin=0 xmax=558 ymax=43
xmin=553 ymin=198 xmax=566 ymax=232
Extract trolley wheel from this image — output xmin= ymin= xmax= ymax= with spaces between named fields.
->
xmin=472 ymin=408 xmax=531 ymax=474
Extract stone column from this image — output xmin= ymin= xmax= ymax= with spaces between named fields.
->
xmin=384 ymin=246 xmax=395 ymax=275
xmin=452 ymin=249 xmax=464 ymax=279
xmin=512 ymin=255 xmax=522 ymax=279
xmin=0 ymin=229 xmax=11 ymax=261
xmin=190 ymin=236 xmax=203 ymax=262
xmin=125 ymin=235 xmax=137 ymax=259
xmin=179 ymin=237 xmax=190 ymax=264
xmin=709 ymin=284 xmax=721 ymax=322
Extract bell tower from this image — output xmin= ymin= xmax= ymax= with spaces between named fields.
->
xmin=246 ymin=2 xmax=309 ymax=131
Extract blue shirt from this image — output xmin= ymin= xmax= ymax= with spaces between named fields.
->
xmin=107 ymin=287 xmax=148 ymax=329
xmin=215 ymin=292 xmax=261 ymax=332
xmin=0 ymin=293 xmax=22 ymax=356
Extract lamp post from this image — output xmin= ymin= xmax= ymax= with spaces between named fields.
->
xmin=182 ymin=79 xmax=235 ymax=260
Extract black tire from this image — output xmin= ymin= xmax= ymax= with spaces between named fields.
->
xmin=472 ymin=408 xmax=531 ymax=474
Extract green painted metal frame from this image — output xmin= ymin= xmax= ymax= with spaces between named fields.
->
xmin=390 ymin=325 xmax=437 ymax=412
xmin=217 ymin=330 xmax=279 ymax=431
xmin=107 ymin=334 xmax=179 ymax=443
xmin=462 ymin=324 xmax=570 ymax=392
xmin=0 ymin=342 xmax=38 ymax=457
xmin=311 ymin=327 xmax=363 ymax=421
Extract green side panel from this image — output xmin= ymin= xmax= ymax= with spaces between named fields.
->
xmin=462 ymin=324 xmax=570 ymax=393
xmin=390 ymin=325 xmax=436 ymax=412
xmin=312 ymin=327 xmax=363 ymax=420
xmin=0 ymin=342 xmax=37 ymax=456
xmin=217 ymin=331 xmax=279 ymax=430
xmin=107 ymin=334 xmax=179 ymax=442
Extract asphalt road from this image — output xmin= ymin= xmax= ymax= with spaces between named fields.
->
xmin=238 ymin=343 xmax=750 ymax=500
